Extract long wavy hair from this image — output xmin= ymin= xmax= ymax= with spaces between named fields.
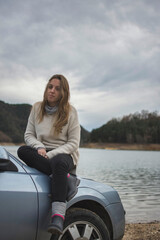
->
xmin=38 ymin=74 xmax=71 ymax=134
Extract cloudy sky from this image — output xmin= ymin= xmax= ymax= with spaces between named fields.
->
xmin=0 ymin=0 xmax=160 ymax=131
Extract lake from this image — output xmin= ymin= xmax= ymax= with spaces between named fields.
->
xmin=4 ymin=146 xmax=160 ymax=223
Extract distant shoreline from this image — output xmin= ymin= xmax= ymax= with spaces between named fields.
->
xmin=0 ymin=142 xmax=24 ymax=146
xmin=1 ymin=142 xmax=160 ymax=151
xmin=81 ymin=142 xmax=160 ymax=151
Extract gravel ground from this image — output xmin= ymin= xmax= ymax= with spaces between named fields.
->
xmin=123 ymin=222 xmax=160 ymax=240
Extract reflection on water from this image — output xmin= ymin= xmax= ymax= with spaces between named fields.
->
xmin=4 ymin=146 xmax=160 ymax=223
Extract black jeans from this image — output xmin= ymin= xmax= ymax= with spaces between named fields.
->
xmin=17 ymin=146 xmax=74 ymax=202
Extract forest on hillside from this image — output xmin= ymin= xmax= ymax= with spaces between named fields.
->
xmin=0 ymin=101 xmax=160 ymax=144
xmin=90 ymin=110 xmax=160 ymax=144
xmin=0 ymin=101 xmax=31 ymax=143
xmin=0 ymin=100 xmax=90 ymax=144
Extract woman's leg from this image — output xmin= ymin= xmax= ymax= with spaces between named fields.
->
xmin=50 ymin=153 xmax=74 ymax=202
xmin=17 ymin=146 xmax=51 ymax=175
xmin=48 ymin=153 xmax=74 ymax=235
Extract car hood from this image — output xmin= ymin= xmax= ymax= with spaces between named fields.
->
xmin=22 ymin=165 xmax=121 ymax=204
xmin=22 ymin=164 xmax=45 ymax=175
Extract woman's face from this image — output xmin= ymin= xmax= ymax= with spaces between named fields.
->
xmin=46 ymin=78 xmax=61 ymax=106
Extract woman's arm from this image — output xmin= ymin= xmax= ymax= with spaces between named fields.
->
xmin=25 ymin=103 xmax=46 ymax=149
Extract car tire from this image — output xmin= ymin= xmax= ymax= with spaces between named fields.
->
xmin=51 ymin=207 xmax=111 ymax=240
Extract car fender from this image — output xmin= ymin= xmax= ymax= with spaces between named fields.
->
xmin=67 ymin=186 xmax=110 ymax=208
xmin=67 ymin=187 xmax=125 ymax=240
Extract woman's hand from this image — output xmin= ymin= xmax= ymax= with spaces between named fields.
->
xmin=37 ymin=148 xmax=48 ymax=158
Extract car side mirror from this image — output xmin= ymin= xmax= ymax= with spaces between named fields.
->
xmin=0 ymin=158 xmax=18 ymax=172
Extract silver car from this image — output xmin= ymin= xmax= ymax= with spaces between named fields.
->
xmin=0 ymin=146 xmax=125 ymax=240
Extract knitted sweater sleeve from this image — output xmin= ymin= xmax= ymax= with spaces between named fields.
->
xmin=46 ymin=107 xmax=80 ymax=159
xmin=24 ymin=103 xmax=45 ymax=149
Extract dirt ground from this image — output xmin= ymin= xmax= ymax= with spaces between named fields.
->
xmin=123 ymin=222 xmax=160 ymax=240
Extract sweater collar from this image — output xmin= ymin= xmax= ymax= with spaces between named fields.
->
xmin=45 ymin=104 xmax=58 ymax=115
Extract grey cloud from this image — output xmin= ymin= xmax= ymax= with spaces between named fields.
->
xmin=0 ymin=0 xmax=160 ymax=130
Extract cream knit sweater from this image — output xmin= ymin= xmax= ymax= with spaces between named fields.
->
xmin=24 ymin=102 xmax=80 ymax=165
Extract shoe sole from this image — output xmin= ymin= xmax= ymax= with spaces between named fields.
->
xmin=48 ymin=225 xmax=62 ymax=235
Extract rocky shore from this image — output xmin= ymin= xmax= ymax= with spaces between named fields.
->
xmin=123 ymin=222 xmax=160 ymax=240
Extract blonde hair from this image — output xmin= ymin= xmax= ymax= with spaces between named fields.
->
xmin=38 ymin=74 xmax=71 ymax=134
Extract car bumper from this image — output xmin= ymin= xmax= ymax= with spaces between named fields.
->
xmin=106 ymin=202 xmax=125 ymax=240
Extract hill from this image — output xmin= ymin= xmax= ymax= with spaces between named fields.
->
xmin=0 ymin=101 xmax=90 ymax=145
xmin=90 ymin=110 xmax=160 ymax=144
xmin=0 ymin=101 xmax=31 ymax=143
xmin=1 ymin=101 xmax=160 ymax=146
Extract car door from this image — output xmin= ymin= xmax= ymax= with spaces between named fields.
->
xmin=0 ymin=153 xmax=38 ymax=240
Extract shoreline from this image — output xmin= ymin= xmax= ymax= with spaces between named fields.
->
xmin=81 ymin=142 xmax=160 ymax=151
xmin=1 ymin=142 xmax=160 ymax=151
xmin=0 ymin=142 xmax=24 ymax=146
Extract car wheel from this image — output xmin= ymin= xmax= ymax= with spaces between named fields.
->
xmin=51 ymin=207 xmax=111 ymax=240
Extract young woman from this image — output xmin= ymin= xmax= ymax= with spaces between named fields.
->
xmin=17 ymin=74 xmax=81 ymax=235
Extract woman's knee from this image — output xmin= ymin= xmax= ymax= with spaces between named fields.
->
xmin=50 ymin=154 xmax=72 ymax=172
xmin=17 ymin=145 xmax=34 ymax=160
xmin=17 ymin=145 xmax=27 ymax=158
